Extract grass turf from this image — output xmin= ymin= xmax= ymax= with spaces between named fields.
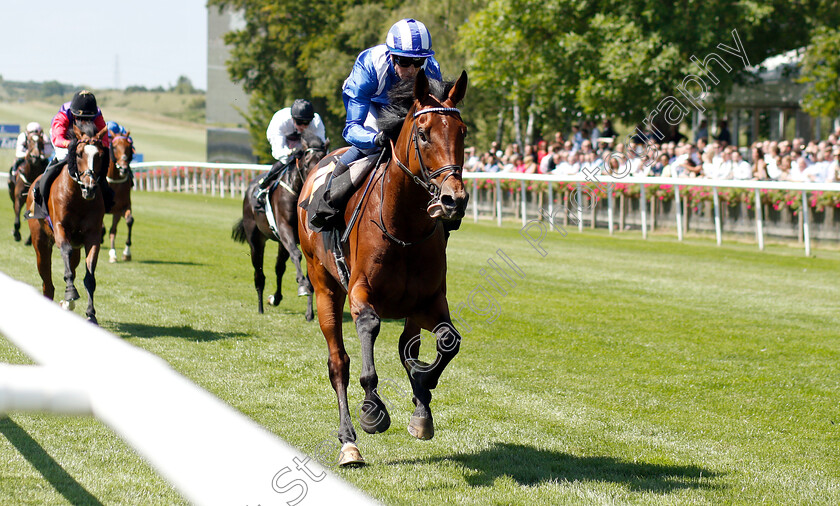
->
xmin=0 ymin=190 xmax=838 ymax=505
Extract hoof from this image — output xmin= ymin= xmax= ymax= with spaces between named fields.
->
xmin=87 ymin=315 xmax=98 ymax=325
xmin=109 ymin=249 xmax=117 ymax=263
xmin=408 ymin=415 xmax=434 ymax=440
xmin=359 ymin=404 xmax=391 ymax=435
xmin=13 ymin=230 xmax=21 ymax=242
xmin=123 ymin=254 xmax=131 ymax=261
xmin=24 ymin=236 xmax=31 ymax=246
xmin=297 ymin=285 xmax=311 ymax=296
xmin=268 ymin=294 xmax=281 ymax=306
xmin=60 ymin=299 xmax=75 ymax=311
xmin=338 ymin=442 xmax=365 ymax=467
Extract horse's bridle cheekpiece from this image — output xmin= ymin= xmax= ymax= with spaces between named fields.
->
xmin=395 ymin=106 xmax=463 ymax=200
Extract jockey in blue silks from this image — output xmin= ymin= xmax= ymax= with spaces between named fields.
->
xmin=308 ymin=18 xmax=443 ymax=232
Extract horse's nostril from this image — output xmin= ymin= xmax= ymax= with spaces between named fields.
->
xmin=441 ymin=194 xmax=456 ymax=209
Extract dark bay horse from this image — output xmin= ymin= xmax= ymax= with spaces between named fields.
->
xmin=232 ymin=130 xmax=327 ymax=321
xmin=106 ymin=133 xmax=134 ymax=262
xmin=298 ymin=70 xmax=469 ymax=465
xmin=27 ymin=123 xmax=108 ymax=324
xmin=10 ymin=131 xmax=49 ymax=243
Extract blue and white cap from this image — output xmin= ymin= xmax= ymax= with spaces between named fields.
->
xmin=385 ymin=19 xmax=434 ymax=57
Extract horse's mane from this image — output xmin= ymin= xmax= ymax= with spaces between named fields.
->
xmin=67 ymin=120 xmax=101 ymax=175
xmin=378 ymin=76 xmax=455 ymax=140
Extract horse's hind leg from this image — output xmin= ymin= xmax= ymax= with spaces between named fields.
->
xmin=108 ymin=213 xmax=121 ymax=262
xmin=30 ymin=223 xmax=54 ymax=299
xmin=123 ymin=209 xmax=133 ymax=260
xmin=349 ymin=288 xmax=390 ymax=435
xmin=82 ymin=242 xmax=101 ymax=324
xmin=247 ymin=228 xmax=267 ymax=313
xmin=399 ymin=301 xmax=463 ymax=440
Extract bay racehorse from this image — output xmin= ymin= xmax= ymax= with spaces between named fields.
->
xmin=232 ymin=130 xmax=327 ymax=321
xmin=10 ymin=131 xmax=49 ymax=243
xmin=27 ymin=122 xmax=108 ymax=324
xmin=298 ymin=70 xmax=469 ymax=465
xmin=106 ymin=133 xmax=134 ymax=262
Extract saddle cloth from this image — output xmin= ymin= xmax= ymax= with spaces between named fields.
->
xmin=303 ymin=152 xmax=380 ymax=206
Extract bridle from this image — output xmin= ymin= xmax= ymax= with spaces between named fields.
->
xmin=278 ymin=144 xmax=326 ymax=195
xmin=108 ymin=135 xmax=133 ymax=183
xmin=374 ymin=106 xmax=464 ymax=247
xmin=18 ymin=134 xmax=46 ymax=185
xmin=70 ymin=139 xmax=104 ymax=188
xmin=393 ymin=106 xmax=463 ymax=202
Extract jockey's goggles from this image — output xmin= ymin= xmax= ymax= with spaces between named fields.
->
xmin=294 ymin=118 xmax=311 ymax=126
xmin=393 ymin=55 xmax=426 ymax=68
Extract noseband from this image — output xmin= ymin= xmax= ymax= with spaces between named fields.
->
xmin=71 ymin=141 xmax=103 ymax=188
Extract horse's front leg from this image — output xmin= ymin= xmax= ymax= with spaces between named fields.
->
xmin=349 ymin=287 xmax=390 ymax=435
xmin=82 ymin=240 xmax=101 ymax=324
xmin=58 ymin=239 xmax=81 ymax=310
xmin=270 ymin=242 xmax=289 ymax=307
xmin=399 ymin=296 xmax=462 ymax=440
xmin=12 ymin=186 xmax=22 ymax=242
xmin=108 ymin=212 xmax=121 ymax=262
xmin=275 ymin=221 xmax=311 ymax=297
xmin=123 ymin=209 xmax=133 ymax=260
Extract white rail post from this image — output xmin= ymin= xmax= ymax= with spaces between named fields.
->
xmin=713 ymin=187 xmax=722 ymax=246
xmin=520 ymin=181 xmax=527 ymax=227
xmin=576 ymin=182 xmax=583 ymax=232
xmin=640 ymin=183 xmax=647 ymax=239
xmin=193 ymin=167 xmax=199 ymax=194
xmin=547 ymin=182 xmax=554 ymax=220
xmin=472 ymin=179 xmax=478 ymax=223
xmin=168 ymin=168 xmax=174 ymax=192
xmin=495 ymin=180 xmax=502 ymax=227
xmin=674 ymin=184 xmax=683 ymax=241
xmin=802 ymin=190 xmax=810 ymax=256
xmin=607 ymin=186 xmax=614 ymax=235
xmin=755 ymin=188 xmax=764 ymax=250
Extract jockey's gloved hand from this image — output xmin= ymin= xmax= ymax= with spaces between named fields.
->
xmin=290 ymin=147 xmax=304 ymax=159
xmin=373 ymin=131 xmax=389 ymax=147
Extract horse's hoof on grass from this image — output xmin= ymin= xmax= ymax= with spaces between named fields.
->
xmin=408 ymin=415 xmax=434 ymax=440
xmin=13 ymin=230 xmax=21 ymax=242
xmin=297 ymin=285 xmax=311 ymax=296
xmin=122 ymin=254 xmax=131 ymax=261
xmin=338 ymin=442 xmax=365 ymax=467
xmin=87 ymin=315 xmax=98 ymax=325
xmin=268 ymin=294 xmax=281 ymax=306
xmin=109 ymin=249 xmax=117 ymax=263
xmin=24 ymin=236 xmax=31 ymax=246
xmin=60 ymin=299 xmax=75 ymax=311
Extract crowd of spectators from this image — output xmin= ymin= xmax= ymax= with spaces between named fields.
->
xmin=465 ymin=118 xmax=840 ymax=184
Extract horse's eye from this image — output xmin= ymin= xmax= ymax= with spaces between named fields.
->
xmin=418 ymin=129 xmax=428 ymax=143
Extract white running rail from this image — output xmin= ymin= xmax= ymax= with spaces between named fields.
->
xmin=0 ymin=272 xmax=374 ymax=506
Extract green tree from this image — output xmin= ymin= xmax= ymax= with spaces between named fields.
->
xmin=799 ymin=27 xmax=840 ymax=119
xmin=172 ymin=76 xmax=196 ymax=94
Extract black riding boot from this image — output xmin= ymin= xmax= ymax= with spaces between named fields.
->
xmin=308 ymin=162 xmax=355 ymax=232
xmin=30 ymin=157 xmax=66 ymax=219
xmin=255 ymin=160 xmax=288 ymax=211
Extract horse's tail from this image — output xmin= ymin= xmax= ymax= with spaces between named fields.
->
xmin=231 ymin=218 xmax=247 ymax=243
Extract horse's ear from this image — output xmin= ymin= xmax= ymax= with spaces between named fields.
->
xmin=72 ymin=124 xmax=82 ymax=140
xmin=125 ymin=130 xmax=131 ymax=137
xmin=414 ymin=69 xmax=430 ymax=100
xmin=95 ymin=127 xmax=108 ymax=141
xmin=446 ymin=70 xmax=468 ymax=107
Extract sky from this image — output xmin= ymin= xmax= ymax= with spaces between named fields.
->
xmin=0 ymin=1 xmax=208 ymax=91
